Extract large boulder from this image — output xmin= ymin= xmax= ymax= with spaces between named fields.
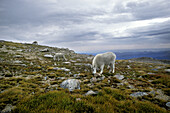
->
xmin=60 ymin=79 xmax=81 ymax=91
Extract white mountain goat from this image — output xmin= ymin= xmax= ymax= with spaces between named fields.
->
xmin=92 ymin=52 xmax=116 ymax=74
xmin=53 ymin=53 xmax=67 ymax=61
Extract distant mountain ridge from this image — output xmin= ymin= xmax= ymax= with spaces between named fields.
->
xmin=81 ymin=49 xmax=170 ymax=60
xmin=129 ymin=57 xmax=170 ymax=64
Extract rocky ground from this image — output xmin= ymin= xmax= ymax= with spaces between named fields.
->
xmin=0 ymin=41 xmax=170 ymax=113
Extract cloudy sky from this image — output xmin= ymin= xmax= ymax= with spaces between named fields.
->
xmin=0 ymin=0 xmax=170 ymax=52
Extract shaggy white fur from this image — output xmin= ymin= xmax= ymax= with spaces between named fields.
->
xmin=53 ymin=53 xmax=67 ymax=61
xmin=92 ymin=52 xmax=116 ymax=74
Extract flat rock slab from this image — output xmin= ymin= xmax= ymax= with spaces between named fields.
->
xmin=85 ymin=90 xmax=98 ymax=96
xmin=44 ymin=54 xmax=53 ymax=58
xmin=130 ymin=92 xmax=148 ymax=97
xmin=114 ymin=75 xmax=124 ymax=80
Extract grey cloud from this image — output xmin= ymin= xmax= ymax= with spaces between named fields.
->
xmin=125 ymin=0 xmax=170 ymax=20
xmin=0 ymin=0 xmax=170 ymax=52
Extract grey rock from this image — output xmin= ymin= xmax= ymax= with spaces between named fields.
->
xmin=84 ymin=63 xmax=92 ymax=67
xmin=149 ymin=90 xmax=156 ymax=95
xmin=152 ymin=68 xmax=158 ymax=71
xmin=85 ymin=90 xmax=98 ymax=96
xmin=155 ymin=89 xmax=170 ymax=101
xmin=74 ymin=63 xmax=83 ymax=66
xmin=90 ymin=77 xmax=97 ymax=83
xmin=13 ymin=60 xmax=23 ymax=64
xmin=51 ymin=67 xmax=70 ymax=72
xmin=166 ymin=102 xmax=170 ymax=107
xmin=70 ymin=60 xmax=76 ymax=63
xmin=63 ymin=62 xmax=71 ymax=65
xmin=147 ymin=72 xmax=155 ymax=75
xmin=127 ymin=85 xmax=135 ymax=89
xmin=44 ymin=76 xmax=48 ymax=80
xmin=1 ymin=104 xmax=15 ymax=113
xmin=165 ymin=69 xmax=170 ymax=73
xmin=0 ymin=76 xmax=4 ymax=80
xmin=60 ymin=79 xmax=81 ymax=91
xmin=127 ymin=65 xmax=131 ymax=69
xmin=14 ymin=55 xmax=23 ymax=58
xmin=16 ymin=49 xmax=23 ymax=52
xmin=76 ymin=98 xmax=81 ymax=101
xmin=57 ymin=77 xmax=66 ymax=80
xmin=40 ymin=48 xmax=49 ymax=52
xmin=44 ymin=54 xmax=53 ymax=58
xmin=114 ymin=75 xmax=124 ymax=80
xmin=130 ymin=92 xmax=148 ymax=97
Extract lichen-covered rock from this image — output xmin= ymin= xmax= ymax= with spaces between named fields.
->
xmin=13 ymin=60 xmax=23 ymax=64
xmin=85 ymin=90 xmax=98 ymax=96
xmin=165 ymin=69 xmax=170 ymax=73
xmin=114 ymin=75 xmax=124 ymax=80
xmin=14 ymin=55 xmax=23 ymax=58
xmin=60 ymin=79 xmax=81 ymax=91
xmin=1 ymin=104 xmax=15 ymax=113
xmin=130 ymin=92 xmax=148 ymax=97
xmin=44 ymin=54 xmax=53 ymax=58
xmin=40 ymin=48 xmax=49 ymax=52
xmin=166 ymin=102 xmax=170 ymax=108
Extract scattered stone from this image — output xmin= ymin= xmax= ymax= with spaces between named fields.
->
xmin=48 ymin=67 xmax=70 ymax=72
xmin=1 ymin=104 xmax=15 ymax=113
xmin=14 ymin=55 xmax=23 ymax=58
xmin=149 ymin=90 xmax=156 ymax=95
xmin=73 ymin=73 xmax=80 ymax=78
xmin=74 ymin=63 xmax=83 ymax=66
xmin=138 ymin=76 xmax=142 ymax=78
xmin=60 ymin=79 xmax=81 ymax=91
xmin=85 ymin=90 xmax=98 ymax=96
xmin=114 ymin=75 xmax=124 ymax=80
xmin=16 ymin=49 xmax=23 ymax=52
xmin=44 ymin=54 xmax=53 ymax=58
xmin=127 ymin=85 xmax=135 ymax=89
xmin=152 ymin=68 xmax=158 ymax=71
xmin=76 ymin=98 xmax=81 ymax=101
xmin=44 ymin=76 xmax=48 ymax=80
xmin=166 ymin=102 xmax=170 ymax=108
xmin=90 ymin=77 xmax=97 ymax=83
xmin=165 ymin=69 xmax=170 ymax=73
xmin=70 ymin=60 xmax=76 ymax=63
xmin=130 ymin=92 xmax=148 ymax=97
xmin=40 ymin=48 xmax=49 ymax=52
xmin=60 ymin=68 xmax=70 ymax=72
xmin=155 ymin=89 xmax=170 ymax=101
xmin=147 ymin=72 xmax=155 ymax=75
xmin=13 ymin=60 xmax=23 ymax=64
xmin=30 ymin=62 xmax=33 ymax=65
xmin=127 ymin=65 xmax=131 ymax=69
xmin=57 ymin=77 xmax=66 ymax=80
xmin=0 ymin=76 xmax=4 ymax=80
xmin=84 ymin=63 xmax=92 ymax=67
xmin=63 ymin=62 xmax=71 ymax=65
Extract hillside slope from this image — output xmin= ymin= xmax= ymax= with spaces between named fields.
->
xmin=0 ymin=41 xmax=170 ymax=113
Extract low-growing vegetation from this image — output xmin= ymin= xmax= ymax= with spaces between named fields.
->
xmin=0 ymin=41 xmax=169 ymax=112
